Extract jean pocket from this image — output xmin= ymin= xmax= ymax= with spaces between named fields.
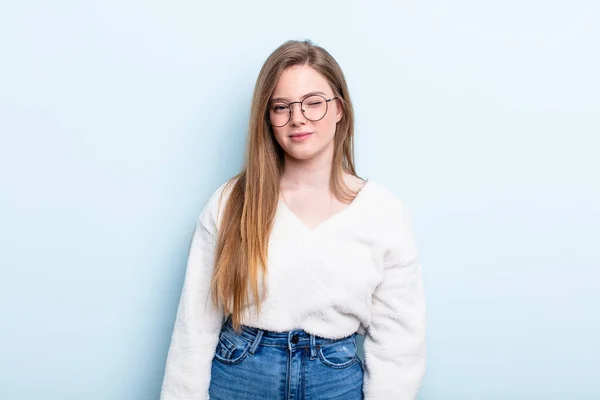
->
xmin=213 ymin=327 xmax=252 ymax=365
xmin=317 ymin=336 xmax=358 ymax=369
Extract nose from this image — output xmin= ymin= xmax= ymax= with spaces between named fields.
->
xmin=289 ymin=102 xmax=307 ymax=126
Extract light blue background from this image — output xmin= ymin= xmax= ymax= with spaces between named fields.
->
xmin=1 ymin=1 xmax=598 ymax=399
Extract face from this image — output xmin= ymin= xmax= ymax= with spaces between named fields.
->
xmin=269 ymin=65 xmax=343 ymax=163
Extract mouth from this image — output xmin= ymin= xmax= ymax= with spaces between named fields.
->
xmin=289 ymin=132 xmax=313 ymax=141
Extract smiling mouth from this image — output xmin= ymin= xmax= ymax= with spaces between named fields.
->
xmin=289 ymin=132 xmax=312 ymax=138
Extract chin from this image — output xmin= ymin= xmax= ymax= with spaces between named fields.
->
xmin=286 ymin=147 xmax=322 ymax=161
xmin=288 ymin=152 xmax=316 ymax=161
xmin=280 ymin=138 xmax=334 ymax=162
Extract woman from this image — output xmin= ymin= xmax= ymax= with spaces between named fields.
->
xmin=160 ymin=39 xmax=426 ymax=400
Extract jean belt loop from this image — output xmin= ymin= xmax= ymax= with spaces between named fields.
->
xmin=248 ymin=329 xmax=264 ymax=356
xmin=309 ymin=334 xmax=317 ymax=360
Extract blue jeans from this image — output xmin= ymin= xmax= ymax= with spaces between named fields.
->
xmin=209 ymin=317 xmax=364 ymax=399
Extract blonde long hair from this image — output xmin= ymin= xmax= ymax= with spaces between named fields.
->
xmin=211 ymin=40 xmax=360 ymax=330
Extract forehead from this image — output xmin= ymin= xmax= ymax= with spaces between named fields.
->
xmin=271 ymin=65 xmax=332 ymax=100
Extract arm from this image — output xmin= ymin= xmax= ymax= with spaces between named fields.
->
xmin=160 ymin=187 xmax=227 ymax=400
xmin=363 ymin=203 xmax=427 ymax=400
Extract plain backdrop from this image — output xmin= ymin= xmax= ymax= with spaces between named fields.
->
xmin=1 ymin=1 xmax=598 ymax=399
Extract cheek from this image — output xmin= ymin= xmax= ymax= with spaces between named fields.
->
xmin=272 ymin=128 xmax=287 ymax=144
xmin=317 ymin=113 xmax=338 ymax=135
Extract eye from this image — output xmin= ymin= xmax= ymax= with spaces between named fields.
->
xmin=303 ymin=95 xmax=326 ymax=108
xmin=271 ymin=104 xmax=289 ymax=113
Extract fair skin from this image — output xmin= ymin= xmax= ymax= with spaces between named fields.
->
xmin=270 ymin=64 xmax=365 ymax=230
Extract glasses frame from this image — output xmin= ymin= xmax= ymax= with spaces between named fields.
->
xmin=268 ymin=95 xmax=338 ymax=127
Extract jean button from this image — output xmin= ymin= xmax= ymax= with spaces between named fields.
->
xmin=291 ymin=334 xmax=299 ymax=344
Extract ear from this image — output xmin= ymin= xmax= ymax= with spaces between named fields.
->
xmin=335 ymin=98 xmax=343 ymax=123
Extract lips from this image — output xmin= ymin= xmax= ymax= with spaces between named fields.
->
xmin=289 ymin=132 xmax=312 ymax=138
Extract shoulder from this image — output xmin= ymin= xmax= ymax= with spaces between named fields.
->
xmin=362 ymin=179 xmax=419 ymax=265
xmin=362 ymin=179 xmax=410 ymax=219
xmin=198 ymin=176 xmax=239 ymax=229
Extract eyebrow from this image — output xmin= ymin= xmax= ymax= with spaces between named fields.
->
xmin=269 ymin=91 xmax=328 ymax=103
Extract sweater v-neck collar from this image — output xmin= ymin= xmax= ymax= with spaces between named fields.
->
xmin=278 ymin=179 xmax=371 ymax=235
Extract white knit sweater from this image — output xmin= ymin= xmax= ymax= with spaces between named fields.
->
xmin=160 ymin=179 xmax=426 ymax=400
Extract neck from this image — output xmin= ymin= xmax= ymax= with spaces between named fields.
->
xmin=281 ymin=149 xmax=334 ymax=190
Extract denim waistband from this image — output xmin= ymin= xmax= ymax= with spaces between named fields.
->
xmin=221 ymin=316 xmax=356 ymax=351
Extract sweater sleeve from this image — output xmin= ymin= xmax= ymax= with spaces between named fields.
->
xmin=160 ymin=185 xmax=229 ymax=400
xmin=363 ymin=200 xmax=427 ymax=400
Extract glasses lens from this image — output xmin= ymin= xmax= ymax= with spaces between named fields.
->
xmin=269 ymin=102 xmax=290 ymax=127
xmin=302 ymin=95 xmax=327 ymax=121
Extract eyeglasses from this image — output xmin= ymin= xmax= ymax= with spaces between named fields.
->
xmin=268 ymin=95 xmax=338 ymax=127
